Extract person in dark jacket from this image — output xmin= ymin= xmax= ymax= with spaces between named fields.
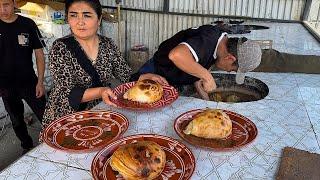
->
xmin=132 ymin=24 xmax=262 ymax=98
xmin=0 ymin=0 xmax=46 ymax=153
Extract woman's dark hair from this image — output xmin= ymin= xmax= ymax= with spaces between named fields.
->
xmin=65 ymin=0 xmax=102 ymax=19
xmin=227 ymin=37 xmax=248 ymax=58
xmin=227 ymin=37 xmax=247 ymax=67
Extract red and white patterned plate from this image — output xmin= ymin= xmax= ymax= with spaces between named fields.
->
xmin=174 ymin=109 xmax=258 ymax=151
xmin=91 ymin=134 xmax=195 ymax=180
xmin=111 ymin=82 xmax=178 ymax=110
xmin=43 ymin=110 xmax=129 ymax=153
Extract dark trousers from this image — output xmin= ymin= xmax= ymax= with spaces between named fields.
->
xmin=254 ymin=49 xmax=320 ymax=73
xmin=1 ymin=86 xmax=46 ymax=149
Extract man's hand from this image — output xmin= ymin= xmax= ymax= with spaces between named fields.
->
xmin=201 ymin=74 xmax=217 ymax=93
xmin=194 ymin=80 xmax=210 ymax=100
xmin=138 ymin=73 xmax=168 ymax=85
xmin=35 ymin=82 xmax=45 ymax=98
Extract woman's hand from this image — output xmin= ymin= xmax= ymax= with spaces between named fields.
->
xmin=138 ymin=73 xmax=168 ymax=85
xmin=100 ymin=87 xmax=117 ymax=107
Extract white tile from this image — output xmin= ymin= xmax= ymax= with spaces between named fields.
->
xmin=191 ymin=150 xmax=277 ymax=180
xmin=216 ymin=100 xmax=320 ymax=156
xmin=264 ymin=84 xmax=304 ymax=102
xmin=299 ymin=87 xmax=320 ymax=105
xmin=0 ymin=156 xmax=91 ymax=180
xmin=246 ymin=72 xmax=297 ymax=86
xmin=217 ymin=99 xmax=310 ymax=128
xmin=295 ymin=74 xmax=320 ymax=88
xmin=26 ymin=144 xmax=96 ymax=171
xmin=243 ymin=120 xmax=320 ymax=156
xmin=305 ymin=103 xmax=320 ymax=145
xmin=235 ymin=153 xmax=279 ymax=180
xmin=238 ymin=22 xmax=320 ymax=55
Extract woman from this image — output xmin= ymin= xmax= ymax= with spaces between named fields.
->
xmin=42 ymin=0 xmax=167 ymax=128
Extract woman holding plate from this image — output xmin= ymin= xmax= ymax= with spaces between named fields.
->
xmin=42 ymin=0 xmax=167 ymax=130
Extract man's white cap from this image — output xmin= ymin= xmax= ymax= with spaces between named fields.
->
xmin=236 ymin=40 xmax=262 ymax=84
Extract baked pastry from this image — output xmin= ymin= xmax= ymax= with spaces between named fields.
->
xmin=183 ymin=109 xmax=232 ymax=139
xmin=110 ymin=141 xmax=166 ymax=180
xmin=123 ymin=79 xmax=163 ymax=103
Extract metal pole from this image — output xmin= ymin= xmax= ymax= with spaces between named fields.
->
xmin=116 ymin=0 xmax=121 ymax=51
xmin=316 ymin=3 xmax=320 ymax=28
xmin=252 ymin=0 xmax=256 ymax=17
xmin=270 ymin=0 xmax=274 ymax=19
xmin=235 ymin=0 xmax=238 ymax=16
xmin=264 ymin=0 xmax=268 ymax=18
xmin=288 ymin=0 xmax=293 ymax=21
xmin=276 ymin=0 xmax=281 ymax=19
xmin=283 ymin=0 xmax=288 ymax=20
xmin=246 ymin=0 xmax=249 ymax=17
xmin=302 ymin=0 xmax=313 ymax=21
xmin=163 ymin=0 xmax=169 ymax=13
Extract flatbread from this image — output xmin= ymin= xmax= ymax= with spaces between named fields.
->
xmin=184 ymin=109 xmax=232 ymax=139
xmin=110 ymin=141 xmax=166 ymax=180
xmin=123 ymin=79 xmax=163 ymax=103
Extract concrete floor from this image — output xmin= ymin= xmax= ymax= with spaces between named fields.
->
xmin=0 ymin=113 xmax=41 ymax=171
xmin=1 ymin=22 xmax=320 ymax=173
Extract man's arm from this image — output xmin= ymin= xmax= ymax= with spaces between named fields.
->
xmin=168 ymin=44 xmax=216 ymax=92
xmin=168 ymin=44 xmax=211 ymax=80
xmin=34 ymin=48 xmax=45 ymax=98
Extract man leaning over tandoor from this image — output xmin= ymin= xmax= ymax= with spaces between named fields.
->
xmin=131 ymin=24 xmax=262 ymax=99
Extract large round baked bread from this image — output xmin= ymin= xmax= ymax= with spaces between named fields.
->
xmin=183 ymin=109 xmax=232 ymax=139
xmin=123 ymin=79 xmax=163 ymax=103
xmin=110 ymin=141 xmax=166 ymax=180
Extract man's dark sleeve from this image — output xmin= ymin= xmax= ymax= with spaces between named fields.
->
xmin=129 ymin=72 xmax=140 ymax=82
xmin=183 ymin=26 xmax=221 ymax=64
xmin=29 ymin=19 xmax=45 ymax=49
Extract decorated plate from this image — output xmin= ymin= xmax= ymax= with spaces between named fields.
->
xmin=174 ymin=109 xmax=258 ymax=151
xmin=43 ymin=110 xmax=129 ymax=153
xmin=91 ymin=134 xmax=195 ymax=180
xmin=111 ymin=82 xmax=178 ymax=110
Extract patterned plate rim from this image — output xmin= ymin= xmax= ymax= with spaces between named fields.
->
xmin=91 ymin=133 xmax=196 ymax=180
xmin=43 ymin=110 xmax=129 ymax=153
xmin=111 ymin=81 xmax=179 ymax=111
xmin=174 ymin=109 xmax=258 ymax=151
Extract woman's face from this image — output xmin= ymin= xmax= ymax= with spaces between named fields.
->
xmin=67 ymin=1 xmax=100 ymax=40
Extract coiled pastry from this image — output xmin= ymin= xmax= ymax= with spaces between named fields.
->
xmin=110 ymin=141 xmax=166 ymax=180
xmin=184 ymin=109 xmax=232 ymax=139
xmin=123 ymin=79 xmax=163 ymax=103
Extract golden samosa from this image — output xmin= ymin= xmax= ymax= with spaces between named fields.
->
xmin=110 ymin=141 xmax=166 ymax=180
xmin=184 ymin=109 xmax=232 ymax=139
xmin=123 ymin=79 xmax=163 ymax=103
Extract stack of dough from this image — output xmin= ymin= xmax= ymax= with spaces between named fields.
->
xmin=123 ymin=79 xmax=163 ymax=103
xmin=184 ymin=109 xmax=232 ymax=139
xmin=110 ymin=141 xmax=166 ymax=180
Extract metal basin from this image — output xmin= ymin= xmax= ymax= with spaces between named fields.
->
xmin=179 ymin=73 xmax=269 ymax=103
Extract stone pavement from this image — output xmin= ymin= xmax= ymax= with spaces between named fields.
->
xmin=0 ymin=100 xmax=42 ymax=171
